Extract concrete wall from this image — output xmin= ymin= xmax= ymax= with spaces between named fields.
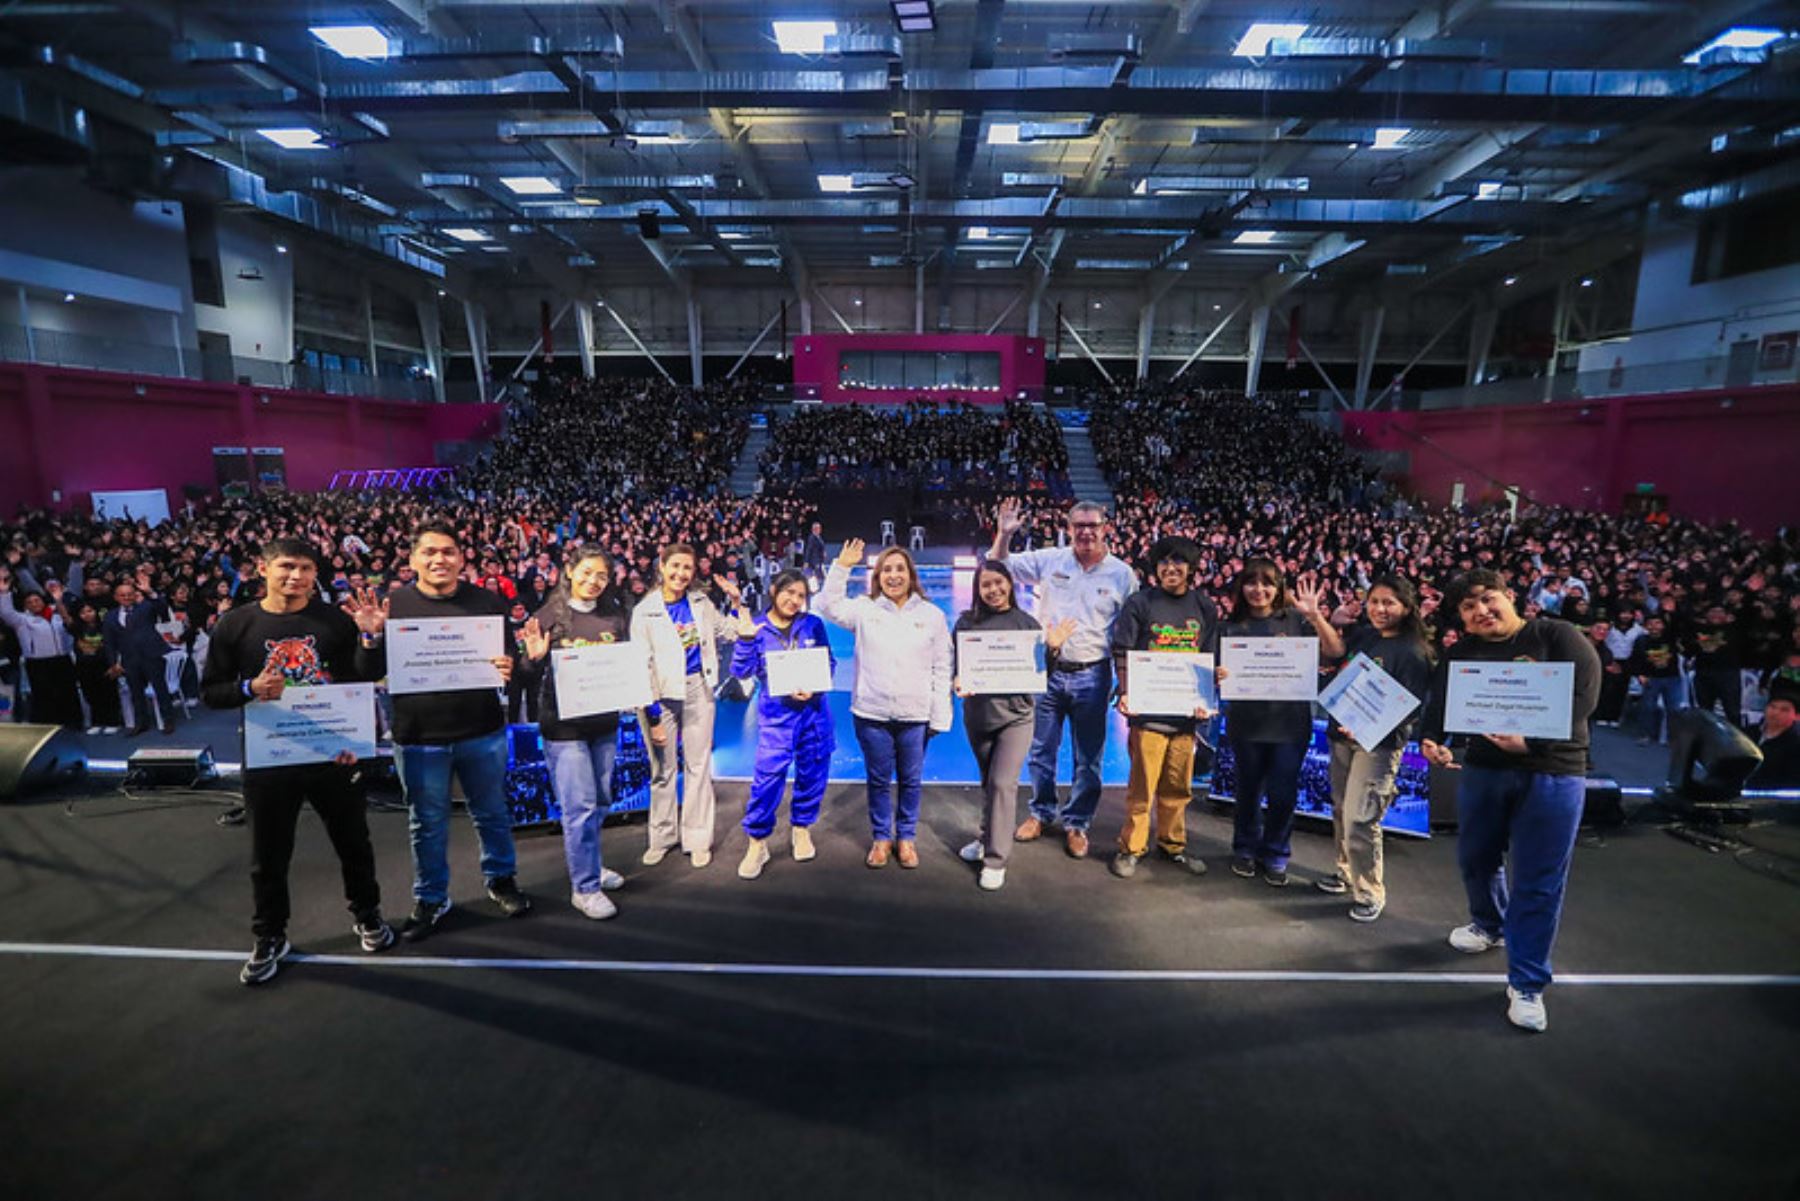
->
xmin=192 ymin=212 xmax=295 ymax=363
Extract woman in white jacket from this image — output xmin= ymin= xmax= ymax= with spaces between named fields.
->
xmin=818 ymin=538 xmax=952 ymax=869
xmin=632 ymin=543 xmax=739 ymax=869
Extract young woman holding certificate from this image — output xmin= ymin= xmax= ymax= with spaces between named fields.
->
xmin=519 ymin=547 xmax=665 ymax=920
xmin=952 ymin=561 xmax=1073 ymax=891
xmin=1220 ymin=559 xmax=1343 ymax=887
xmin=1318 ymin=574 xmax=1434 ymax=922
xmin=730 ymin=568 xmax=836 ymax=880
xmin=818 ymin=539 xmax=953 ymax=869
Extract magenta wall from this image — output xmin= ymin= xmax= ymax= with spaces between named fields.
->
xmin=790 ymin=333 xmax=1046 ymax=404
xmin=1341 ymin=384 xmax=1800 ymax=534
xmin=0 ymin=363 xmax=503 ymax=514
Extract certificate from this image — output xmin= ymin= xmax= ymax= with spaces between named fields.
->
xmin=1126 ymin=651 xmax=1215 ymax=716
xmin=1444 ymin=660 xmax=1574 ymax=740
xmin=243 ymin=683 xmax=377 ymax=770
xmin=386 ymin=616 xmax=504 ymax=695
xmin=1319 ymin=653 xmax=1422 ymax=753
xmin=957 ymin=630 xmax=1046 ymax=694
xmin=765 ymin=647 xmax=833 ymax=697
xmin=553 ymin=640 xmax=655 ymax=718
xmin=1220 ymin=636 xmax=1319 ymax=701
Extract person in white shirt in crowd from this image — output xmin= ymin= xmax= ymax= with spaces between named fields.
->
xmin=988 ymin=497 xmax=1137 ymax=860
xmin=0 ymin=567 xmax=80 ymax=727
xmin=818 ymin=538 xmax=953 ymax=869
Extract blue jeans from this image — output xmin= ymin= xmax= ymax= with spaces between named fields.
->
xmin=854 ymin=716 xmax=926 ymax=841
xmin=1028 ymin=660 xmax=1112 ymax=832
xmin=1637 ymin=675 xmax=1685 ymax=741
xmin=395 ymin=729 xmax=518 ymax=906
xmin=545 ymin=735 xmax=616 ymax=895
xmin=1229 ymin=739 xmax=1307 ymax=870
xmin=1456 ymin=766 xmax=1586 ymax=993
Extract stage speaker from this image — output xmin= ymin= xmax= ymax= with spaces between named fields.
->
xmin=0 ymin=724 xmax=88 ymax=800
xmin=1658 ymin=708 xmax=1762 ymax=820
xmin=1425 ymin=765 xmax=1624 ymax=830
xmin=637 ymin=209 xmax=661 ymax=240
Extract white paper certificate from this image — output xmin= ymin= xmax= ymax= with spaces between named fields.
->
xmin=553 ymin=640 xmax=655 ymax=718
xmin=1220 ymin=636 xmax=1320 ymax=701
xmin=765 ymin=646 xmax=833 ymax=697
xmin=1319 ymin=653 xmax=1422 ymax=753
xmin=1126 ymin=651 xmax=1215 ymax=716
xmin=243 ymin=684 xmax=377 ymax=770
xmin=1444 ymin=660 xmax=1574 ymax=740
xmin=386 ymin=616 xmax=504 ymax=695
xmin=957 ymin=631 xmax=1046 ymax=694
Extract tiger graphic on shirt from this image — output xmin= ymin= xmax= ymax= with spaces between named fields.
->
xmin=262 ymin=635 xmax=330 ymax=685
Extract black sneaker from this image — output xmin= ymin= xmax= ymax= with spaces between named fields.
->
xmin=354 ymin=914 xmax=396 ymax=953
xmin=1110 ymin=852 xmax=1141 ymax=879
xmin=1349 ymin=901 xmax=1383 ymax=923
xmin=1262 ymin=866 xmax=1290 ymax=888
xmin=239 ymin=935 xmax=290 ymax=986
xmin=486 ymin=876 xmax=533 ymax=918
xmin=1157 ymin=847 xmax=1208 ymax=876
xmin=1315 ymin=874 xmax=1349 ymax=895
xmin=1230 ymin=856 xmax=1258 ymax=878
xmin=401 ymin=898 xmax=452 ymax=942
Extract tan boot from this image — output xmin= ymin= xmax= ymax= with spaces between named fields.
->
xmin=737 ymin=838 xmax=771 ymax=880
xmin=791 ymin=826 xmax=817 ymax=862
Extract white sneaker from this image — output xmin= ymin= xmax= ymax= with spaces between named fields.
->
xmin=571 ymin=890 xmax=618 ymax=921
xmin=86 ymin=726 xmax=102 ymax=736
xmin=958 ymin=839 xmax=984 ymax=863
xmin=690 ymin=848 xmax=712 ymax=868
xmin=1448 ymin=923 xmax=1504 ymax=954
xmin=978 ymin=866 xmax=1006 ymax=891
xmin=739 ymin=838 xmax=771 ymax=880
xmin=641 ymin=846 xmax=670 ymax=867
xmin=791 ymin=826 xmax=816 ymax=862
xmin=1506 ymin=986 xmax=1547 ymax=1032
xmin=599 ymin=868 xmax=624 ymax=891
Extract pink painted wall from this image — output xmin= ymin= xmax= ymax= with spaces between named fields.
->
xmin=790 ymin=333 xmax=1046 ymax=404
xmin=1342 ymin=383 xmax=1800 ymax=534
xmin=0 ymin=363 xmax=502 ymax=514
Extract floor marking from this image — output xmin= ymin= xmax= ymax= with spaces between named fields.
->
xmin=2 ymin=942 xmax=1795 ymax=986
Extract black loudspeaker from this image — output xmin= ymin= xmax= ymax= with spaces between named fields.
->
xmin=1425 ymin=765 xmax=1624 ymax=830
xmin=1658 ymin=708 xmax=1762 ymax=821
xmin=0 ymin=724 xmax=88 ymax=799
xmin=637 ymin=209 xmax=661 ymax=240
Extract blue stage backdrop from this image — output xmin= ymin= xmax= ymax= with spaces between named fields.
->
xmin=503 ymin=565 xmax=1432 ymax=838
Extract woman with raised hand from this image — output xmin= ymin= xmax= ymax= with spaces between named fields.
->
xmin=632 ymin=542 xmax=738 ymax=870
xmin=1219 ymin=559 xmax=1343 ymax=887
xmin=818 ymin=538 xmax=953 ymax=869
xmin=519 ymin=547 xmax=664 ymax=920
xmin=952 ymin=560 xmax=1074 ymax=891
xmin=730 ymin=568 xmax=836 ymax=880
xmin=1318 ymin=573 xmax=1435 ymax=923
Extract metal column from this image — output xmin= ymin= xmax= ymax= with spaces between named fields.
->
xmin=1134 ymin=299 xmax=1157 ymax=382
xmin=1353 ymin=307 xmax=1385 ymax=408
xmin=463 ymin=301 xmax=491 ymax=403
xmin=1466 ymin=303 xmax=1498 ymax=387
xmin=574 ymin=300 xmax=598 ymax=381
xmin=414 ymin=296 xmax=446 ymax=403
xmin=1244 ymin=304 xmax=1271 ymax=396
xmin=686 ymin=294 xmax=704 ymax=387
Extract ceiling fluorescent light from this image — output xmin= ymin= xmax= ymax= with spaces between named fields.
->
xmin=1683 ymin=27 xmax=1787 ymax=63
xmin=966 ymin=226 xmax=991 ymax=240
xmin=1476 ymin=181 xmax=1502 ymax=200
xmin=892 ymin=0 xmax=935 ymax=31
xmin=309 ymin=25 xmax=391 ymax=61
xmin=818 ymin=174 xmax=855 ymax=193
xmin=1233 ymin=22 xmax=1307 ymax=57
xmin=1234 ymin=230 xmax=1278 ymax=244
xmin=257 ymin=127 xmax=327 ymax=150
xmin=500 ymin=176 xmax=561 ymax=196
xmin=443 ymin=227 xmax=492 ymax=243
xmin=1371 ymin=127 xmax=1411 ymax=150
xmin=986 ymin=123 xmax=1021 ymax=145
xmin=773 ymin=20 xmax=838 ymax=54
xmin=898 ymin=15 xmax=934 ymax=31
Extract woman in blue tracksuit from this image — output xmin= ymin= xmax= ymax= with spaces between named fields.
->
xmin=729 ymin=568 xmax=837 ymax=881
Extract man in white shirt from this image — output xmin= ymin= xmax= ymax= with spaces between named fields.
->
xmin=990 ymin=498 xmax=1137 ymax=859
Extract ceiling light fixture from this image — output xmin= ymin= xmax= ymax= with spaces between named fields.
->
xmin=309 ymin=25 xmax=391 ymax=61
xmin=1234 ymin=230 xmax=1278 ymax=245
xmin=891 ymin=1 xmax=935 ymax=33
xmin=1233 ymin=22 xmax=1307 ymax=57
xmin=817 ymin=174 xmax=855 ymax=193
xmin=500 ymin=176 xmax=561 ymax=196
xmin=773 ymin=20 xmax=838 ymax=54
xmin=443 ymin=227 xmax=493 ymax=243
xmin=1683 ymin=27 xmax=1788 ymax=63
xmin=257 ymin=127 xmax=328 ymax=151
xmin=986 ymin=123 xmax=1021 ymax=145
xmin=1371 ymin=127 xmax=1411 ymax=151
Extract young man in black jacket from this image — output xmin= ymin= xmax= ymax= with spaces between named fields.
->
xmin=1421 ymin=570 xmax=1601 ymax=1033
xmin=201 ymin=539 xmax=394 ymax=986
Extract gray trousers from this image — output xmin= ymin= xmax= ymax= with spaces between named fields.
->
xmin=968 ymin=719 xmax=1033 ymax=869
xmin=646 ymin=672 xmax=718 ymax=855
xmin=1327 ymin=740 xmax=1403 ymax=908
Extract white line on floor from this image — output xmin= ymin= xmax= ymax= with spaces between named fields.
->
xmin=1 ymin=942 xmax=1795 ymax=986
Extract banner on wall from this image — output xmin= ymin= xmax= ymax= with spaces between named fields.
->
xmin=252 ymin=447 xmax=287 ymax=492
xmin=213 ymin=446 xmax=251 ymax=499
xmin=91 ymin=489 xmax=172 ymax=526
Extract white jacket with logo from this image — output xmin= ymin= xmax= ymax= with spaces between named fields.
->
xmin=630 ymin=588 xmax=733 ymax=701
xmin=818 ymin=561 xmax=953 ymax=731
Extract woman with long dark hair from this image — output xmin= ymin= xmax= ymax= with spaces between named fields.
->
xmin=520 ymin=546 xmax=664 ymax=920
xmin=1221 ymin=557 xmax=1343 ymax=886
xmin=1318 ymin=573 xmax=1434 ymax=922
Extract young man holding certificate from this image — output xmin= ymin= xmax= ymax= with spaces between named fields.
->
xmin=1419 ymin=569 xmax=1601 ymax=1033
xmin=1109 ymin=538 xmax=1218 ymax=880
xmin=200 ymin=539 xmax=393 ymax=986
xmin=387 ymin=522 xmax=529 ymax=941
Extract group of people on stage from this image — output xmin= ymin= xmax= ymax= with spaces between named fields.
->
xmin=204 ymin=497 xmax=1628 ymax=1036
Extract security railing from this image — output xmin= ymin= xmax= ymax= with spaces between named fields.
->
xmin=1420 ymin=352 xmax=1800 ymax=410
